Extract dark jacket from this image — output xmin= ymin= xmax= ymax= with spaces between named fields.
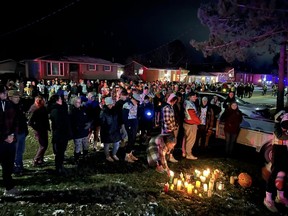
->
xmin=221 ymin=108 xmax=243 ymax=134
xmin=100 ymin=106 xmax=121 ymax=143
xmin=29 ymin=105 xmax=50 ymax=132
xmin=69 ymin=106 xmax=89 ymax=139
xmin=13 ymin=101 xmax=29 ymax=135
xmin=0 ymin=100 xmax=17 ymax=142
xmin=50 ymin=103 xmax=71 ymax=143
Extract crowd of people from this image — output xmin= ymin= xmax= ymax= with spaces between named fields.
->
xmin=0 ymin=77 xmax=283 ymax=206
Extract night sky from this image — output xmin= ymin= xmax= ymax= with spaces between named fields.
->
xmin=0 ymin=0 xmax=208 ymax=63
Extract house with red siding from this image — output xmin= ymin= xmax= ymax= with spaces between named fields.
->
xmin=23 ymin=55 xmax=124 ymax=81
xmin=124 ymin=61 xmax=189 ymax=82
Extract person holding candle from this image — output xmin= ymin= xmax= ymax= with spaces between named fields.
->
xmin=146 ymin=133 xmax=176 ymax=174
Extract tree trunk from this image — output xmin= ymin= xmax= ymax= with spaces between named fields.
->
xmin=277 ymin=41 xmax=286 ymax=112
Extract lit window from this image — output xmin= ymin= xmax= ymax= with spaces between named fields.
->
xmin=47 ymin=62 xmax=64 ymax=76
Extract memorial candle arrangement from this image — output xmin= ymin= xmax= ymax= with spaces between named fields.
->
xmin=163 ymin=168 xmax=225 ymax=198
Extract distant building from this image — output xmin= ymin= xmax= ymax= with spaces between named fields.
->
xmin=22 ymin=55 xmax=124 ymax=81
xmin=124 ymin=61 xmax=189 ymax=82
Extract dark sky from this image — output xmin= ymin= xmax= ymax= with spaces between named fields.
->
xmin=0 ymin=0 xmax=209 ymax=64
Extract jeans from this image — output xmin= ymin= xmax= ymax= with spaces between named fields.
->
xmin=0 ymin=141 xmax=16 ymax=190
xmin=104 ymin=141 xmax=120 ymax=157
xmin=15 ymin=132 xmax=26 ymax=169
xmin=34 ymin=130 xmax=49 ymax=163
xmin=224 ymin=132 xmax=238 ymax=156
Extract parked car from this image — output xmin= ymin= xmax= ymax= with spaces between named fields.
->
xmin=197 ymin=91 xmax=275 ymax=119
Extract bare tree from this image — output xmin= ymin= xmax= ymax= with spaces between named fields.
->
xmin=191 ymin=0 xmax=288 ymax=111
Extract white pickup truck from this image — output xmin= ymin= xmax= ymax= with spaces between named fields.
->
xmin=215 ymin=117 xmax=275 ymax=162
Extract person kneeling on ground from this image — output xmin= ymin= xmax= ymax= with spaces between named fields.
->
xmin=147 ymin=134 xmax=176 ymax=174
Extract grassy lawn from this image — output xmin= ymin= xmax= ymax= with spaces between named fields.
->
xmin=0 ymin=127 xmax=277 ymax=215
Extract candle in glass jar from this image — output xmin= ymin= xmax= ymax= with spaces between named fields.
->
xmin=218 ymin=182 xmax=223 ymax=190
xmin=203 ymin=183 xmax=208 ymax=192
xmin=203 ymin=170 xmax=209 ymax=178
xmin=196 ymin=180 xmax=201 ymax=188
xmin=187 ymin=184 xmax=193 ymax=195
xmin=177 ymin=180 xmax=182 ymax=191
xmin=195 ymin=169 xmax=201 ymax=177
xmin=200 ymin=175 xmax=206 ymax=183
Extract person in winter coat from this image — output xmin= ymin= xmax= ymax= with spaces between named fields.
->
xmin=195 ymin=96 xmax=214 ymax=152
xmin=264 ymin=111 xmax=288 ymax=213
xmin=49 ymin=94 xmax=71 ymax=175
xmin=122 ymin=93 xmax=140 ymax=163
xmin=28 ymin=96 xmax=50 ymax=166
xmin=223 ymin=91 xmax=236 ymax=109
xmin=147 ymin=134 xmax=176 ymax=174
xmin=0 ymin=85 xmax=19 ymax=196
xmin=182 ymin=91 xmax=201 ymax=160
xmin=100 ymin=97 xmax=121 ymax=162
xmin=220 ymin=101 xmax=243 ymax=156
xmin=8 ymin=90 xmax=29 ymax=175
xmin=138 ymin=95 xmax=154 ymax=145
xmin=69 ymin=96 xmax=90 ymax=163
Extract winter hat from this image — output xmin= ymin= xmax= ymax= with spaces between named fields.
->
xmin=202 ymin=97 xmax=208 ymax=102
xmin=132 ymin=93 xmax=141 ymax=102
xmin=104 ymin=97 xmax=114 ymax=105
xmin=8 ymin=90 xmax=20 ymax=97
xmin=167 ymin=93 xmax=177 ymax=103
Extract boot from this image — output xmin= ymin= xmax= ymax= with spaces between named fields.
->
xmin=264 ymin=192 xmax=278 ymax=212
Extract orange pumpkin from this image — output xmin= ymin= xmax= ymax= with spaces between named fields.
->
xmin=238 ymin=172 xmax=252 ymax=188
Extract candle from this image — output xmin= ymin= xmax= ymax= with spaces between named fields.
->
xmin=195 ymin=169 xmax=201 ymax=177
xmin=207 ymin=189 xmax=212 ymax=197
xmin=196 ymin=180 xmax=201 ymax=188
xmin=177 ymin=180 xmax=182 ymax=191
xmin=199 ymin=193 xmax=202 ymax=197
xmin=164 ymin=182 xmax=169 ymax=193
xmin=203 ymin=183 xmax=208 ymax=192
xmin=184 ymin=181 xmax=188 ymax=188
xmin=169 ymin=171 xmax=174 ymax=184
xmin=200 ymin=176 xmax=206 ymax=183
xmin=230 ymin=176 xmax=235 ymax=185
xmin=173 ymin=177 xmax=178 ymax=185
xmin=209 ymin=180 xmax=214 ymax=191
xmin=170 ymin=184 xmax=174 ymax=190
xmin=194 ymin=189 xmax=198 ymax=194
xmin=217 ymin=182 xmax=224 ymax=190
xmin=203 ymin=170 xmax=209 ymax=178
xmin=187 ymin=184 xmax=193 ymax=195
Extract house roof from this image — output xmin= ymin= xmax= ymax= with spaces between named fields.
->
xmin=31 ymin=54 xmax=124 ymax=66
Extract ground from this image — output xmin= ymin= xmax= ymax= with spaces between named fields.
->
xmin=0 ymin=133 xmax=285 ymax=216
